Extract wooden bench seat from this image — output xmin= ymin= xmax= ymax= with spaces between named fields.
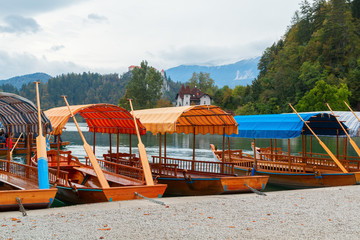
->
xmin=73 ymin=167 xmax=143 ymax=186
xmin=0 ymin=172 xmax=39 ymax=190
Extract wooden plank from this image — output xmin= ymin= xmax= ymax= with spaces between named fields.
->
xmin=73 ymin=167 xmax=143 ymax=186
xmin=0 ymin=172 xmax=39 ymax=190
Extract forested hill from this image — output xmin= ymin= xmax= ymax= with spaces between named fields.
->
xmin=0 ymin=71 xmax=181 ymax=110
xmin=237 ymin=0 xmax=360 ymax=114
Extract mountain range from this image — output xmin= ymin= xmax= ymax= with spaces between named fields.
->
xmin=0 ymin=72 xmax=52 ymax=89
xmin=165 ymin=57 xmax=260 ymax=88
xmin=0 ymin=57 xmax=260 ymax=90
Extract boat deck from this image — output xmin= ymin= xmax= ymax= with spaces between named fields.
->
xmin=73 ymin=167 xmax=144 ymax=186
xmin=0 ymin=172 xmax=39 ymax=190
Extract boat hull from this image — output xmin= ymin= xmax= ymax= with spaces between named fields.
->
xmin=233 ymin=166 xmax=359 ymax=188
xmin=55 ymin=184 xmax=167 ymax=205
xmin=157 ymin=176 xmax=268 ymax=196
xmin=0 ymin=188 xmax=57 ymax=211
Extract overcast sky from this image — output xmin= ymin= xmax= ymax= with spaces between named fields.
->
xmin=0 ymin=0 xmax=307 ymax=79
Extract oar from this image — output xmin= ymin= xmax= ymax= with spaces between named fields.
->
xmin=9 ymin=133 xmax=23 ymax=160
xmin=344 ymin=101 xmax=360 ymax=123
xmin=128 ymin=99 xmax=154 ymax=186
xmin=62 ymin=96 xmax=110 ymax=189
xmin=35 ymin=82 xmax=50 ymax=189
xmin=326 ymin=103 xmax=360 ymax=157
xmin=289 ymin=103 xmax=348 ymax=173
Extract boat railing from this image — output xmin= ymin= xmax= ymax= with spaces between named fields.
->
xmin=0 ymin=159 xmax=39 ymax=181
xmin=256 ymin=159 xmax=306 ymax=173
xmin=150 ymin=162 xmax=179 ymax=176
xmin=152 ymin=156 xmax=235 ymax=175
xmin=103 ymin=153 xmax=140 ymax=167
xmin=85 ymin=156 xmax=144 ymax=181
xmin=0 ymin=158 xmax=70 ymax=187
xmin=259 ymin=152 xmax=360 ymax=172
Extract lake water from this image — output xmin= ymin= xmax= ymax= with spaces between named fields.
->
xmin=61 ymin=122 xmax=360 ymax=162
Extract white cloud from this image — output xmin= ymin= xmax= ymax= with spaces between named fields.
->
xmin=0 ymin=0 xmax=308 ymax=78
xmin=0 ymin=15 xmax=41 ymax=34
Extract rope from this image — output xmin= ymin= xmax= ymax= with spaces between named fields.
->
xmin=244 ymin=183 xmax=267 ymax=196
xmin=135 ymin=192 xmax=166 ymax=206
xmin=16 ymin=197 xmax=27 ymax=216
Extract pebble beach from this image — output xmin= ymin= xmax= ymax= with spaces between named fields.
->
xmin=1 ymin=186 xmax=360 ymax=240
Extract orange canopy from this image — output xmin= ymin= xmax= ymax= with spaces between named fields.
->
xmin=134 ymin=105 xmax=238 ymax=135
xmin=45 ymin=104 xmax=146 ymax=135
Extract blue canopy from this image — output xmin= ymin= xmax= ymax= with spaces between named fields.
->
xmin=228 ymin=113 xmax=349 ymax=139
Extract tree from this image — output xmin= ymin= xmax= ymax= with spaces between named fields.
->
xmin=186 ymin=72 xmax=217 ymax=96
xmin=295 ymin=80 xmax=351 ymax=111
xmin=124 ymin=61 xmax=163 ymax=110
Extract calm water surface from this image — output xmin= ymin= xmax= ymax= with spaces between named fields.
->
xmin=62 ymin=122 xmax=360 ymax=162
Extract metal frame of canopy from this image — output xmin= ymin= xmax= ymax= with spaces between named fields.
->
xmin=0 ymin=92 xmax=52 ymax=163
xmin=45 ymin=103 xmax=147 ymax=181
xmin=228 ymin=112 xmax=353 ymax=173
xmin=133 ymin=105 xmax=238 ymax=169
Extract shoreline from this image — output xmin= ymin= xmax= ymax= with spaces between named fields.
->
xmin=1 ymin=186 xmax=360 ymax=239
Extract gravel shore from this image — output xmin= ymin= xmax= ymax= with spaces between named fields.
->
xmin=1 ymin=186 xmax=360 ymax=240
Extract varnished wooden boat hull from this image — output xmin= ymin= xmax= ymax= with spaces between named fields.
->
xmin=55 ymin=184 xmax=167 ymax=205
xmin=157 ymin=176 xmax=268 ymax=196
xmin=233 ymin=166 xmax=359 ymax=188
xmin=0 ymin=188 xmax=57 ymax=211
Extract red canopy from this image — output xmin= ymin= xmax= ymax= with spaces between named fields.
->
xmin=45 ymin=104 xmax=146 ymax=135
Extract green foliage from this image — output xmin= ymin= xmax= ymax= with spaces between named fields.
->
xmin=120 ymin=61 xmax=163 ymax=110
xmin=186 ymin=72 xmax=217 ymax=96
xmin=295 ymin=80 xmax=350 ymax=111
xmin=231 ymin=0 xmax=360 ymax=114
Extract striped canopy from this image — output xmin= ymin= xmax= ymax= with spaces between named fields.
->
xmin=133 ymin=105 xmax=238 ymax=135
xmin=0 ymin=92 xmax=52 ymax=134
xmin=45 ymin=104 xmax=146 ymax=135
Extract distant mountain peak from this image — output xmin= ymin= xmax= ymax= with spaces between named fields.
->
xmin=0 ymin=72 xmax=52 ymax=89
xmin=165 ymin=57 xmax=260 ymax=88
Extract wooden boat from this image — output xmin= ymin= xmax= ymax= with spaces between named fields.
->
xmin=0 ymin=90 xmax=56 ymax=212
xmin=32 ymin=150 xmax=166 ymax=204
xmin=0 ymin=159 xmax=57 ymax=211
xmin=103 ymin=152 xmax=268 ymax=196
xmin=40 ymin=102 xmax=167 ymax=204
xmin=210 ymin=112 xmax=360 ymax=188
xmin=131 ymin=105 xmax=269 ymax=196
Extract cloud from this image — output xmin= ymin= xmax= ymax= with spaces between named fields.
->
xmin=50 ymin=45 xmax=65 ymax=52
xmin=0 ymin=0 xmax=89 ymax=16
xmin=0 ymin=51 xmax=87 ymax=80
xmin=0 ymin=15 xmax=41 ymax=34
xmin=153 ymin=40 xmax=272 ymax=68
xmin=87 ymin=13 xmax=108 ymax=23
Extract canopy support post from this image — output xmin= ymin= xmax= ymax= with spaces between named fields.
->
xmin=337 ymin=130 xmax=339 ymax=159
xmin=192 ymin=127 xmax=196 ymax=171
xmin=288 ymin=139 xmax=291 ymax=171
xmin=116 ymin=132 xmax=119 ymax=163
xmin=57 ymin=134 xmax=60 ymax=183
xmin=227 ymin=137 xmax=231 ymax=162
xmin=270 ymin=139 xmax=273 ymax=161
xmin=109 ymin=133 xmax=112 ymax=155
xmin=93 ymin=130 xmax=96 ymax=154
xmin=159 ymin=133 xmax=162 ymax=173
xmin=164 ymin=133 xmax=167 ymax=160
xmin=26 ymin=124 xmax=31 ymax=165
xmin=6 ymin=125 xmax=10 ymax=162
xmin=274 ymin=139 xmax=277 ymax=161
xmin=129 ymin=134 xmax=132 ymax=159
xmin=310 ymin=136 xmax=313 ymax=158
